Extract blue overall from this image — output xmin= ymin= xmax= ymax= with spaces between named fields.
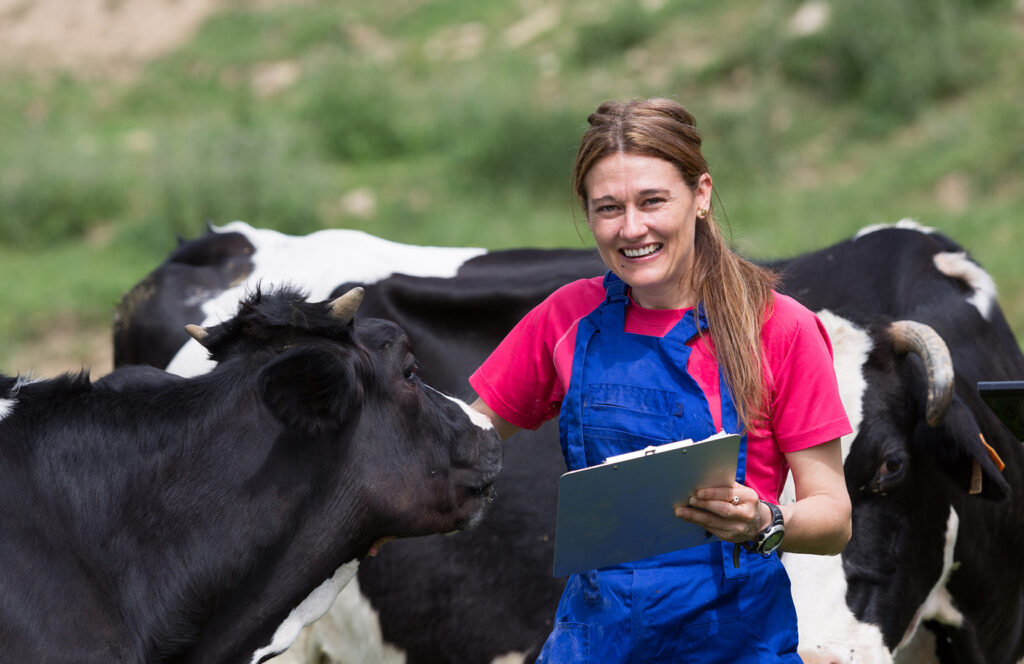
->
xmin=537 ymin=272 xmax=801 ymax=664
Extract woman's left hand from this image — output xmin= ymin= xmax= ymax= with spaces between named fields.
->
xmin=674 ymin=482 xmax=764 ymax=544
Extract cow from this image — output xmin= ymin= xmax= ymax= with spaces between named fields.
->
xmin=1 ymin=286 xmax=502 ymax=663
xmin=112 ymin=219 xmax=1024 ymax=664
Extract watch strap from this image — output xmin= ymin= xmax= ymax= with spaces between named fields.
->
xmin=753 ymin=500 xmax=785 ymax=556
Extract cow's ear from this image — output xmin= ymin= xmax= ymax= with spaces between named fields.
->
xmin=918 ymin=396 xmax=1011 ymax=502
xmin=259 ymin=347 xmax=359 ymax=433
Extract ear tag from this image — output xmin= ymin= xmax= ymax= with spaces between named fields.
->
xmin=979 ymin=433 xmax=1006 ymax=473
xmin=969 ymin=461 xmax=983 ymax=495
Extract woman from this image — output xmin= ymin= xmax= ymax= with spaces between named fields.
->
xmin=470 ymin=98 xmax=852 ymax=662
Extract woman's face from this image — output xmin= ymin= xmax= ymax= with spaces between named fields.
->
xmin=584 ymin=152 xmax=712 ymax=310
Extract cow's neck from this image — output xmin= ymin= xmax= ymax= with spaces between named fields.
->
xmin=83 ymin=380 xmax=364 ymax=660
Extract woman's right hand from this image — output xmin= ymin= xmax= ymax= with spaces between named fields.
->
xmin=674 ymin=482 xmax=765 ymax=544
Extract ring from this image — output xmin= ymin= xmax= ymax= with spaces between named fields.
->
xmin=731 ymin=496 xmax=740 ymax=505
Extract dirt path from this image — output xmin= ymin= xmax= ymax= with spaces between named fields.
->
xmin=0 ymin=0 xmax=294 ymax=77
xmin=8 ymin=325 xmax=113 ymax=379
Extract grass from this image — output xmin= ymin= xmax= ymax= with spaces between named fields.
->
xmin=1 ymin=0 xmax=1022 ymax=370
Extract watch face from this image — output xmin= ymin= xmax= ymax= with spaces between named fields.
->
xmin=761 ymin=529 xmax=784 ymax=552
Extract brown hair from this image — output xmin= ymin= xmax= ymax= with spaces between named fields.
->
xmin=572 ymin=98 xmax=778 ymax=431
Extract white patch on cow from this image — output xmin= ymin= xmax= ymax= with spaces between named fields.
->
xmin=854 ymin=218 xmax=936 ymax=240
xmin=251 ymin=560 xmax=360 ymax=664
xmin=933 ymin=251 xmax=997 ymax=321
xmin=426 ymin=385 xmax=494 ymax=431
xmin=267 ymin=578 xmax=525 ymax=664
xmin=0 ymin=397 xmax=15 ymax=422
xmin=266 ymin=578 xmax=405 ymax=664
xmin=783 ymin=312 xmax=891 ymax=663
xmin=0 ymin=376 xmax=38 ymax=423
xmin=787 ymin=552 xmax=892 ymax=664
xmin=167 ymin=222 xmax=487 ymax=377
xmin=894 ymin=507 xmax=963 ymax=657
xmin=817 ymin=310 xmax=871 ymax=461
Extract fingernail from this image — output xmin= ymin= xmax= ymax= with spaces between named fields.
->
xmin=689 ymin=496 xmax=697 ymax=506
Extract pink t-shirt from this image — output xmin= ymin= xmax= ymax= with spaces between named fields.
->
xmin=469 ymin=277 xmax=851 ymax=501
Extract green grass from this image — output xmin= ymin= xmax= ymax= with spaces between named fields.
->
xmin=1 ymin=0 xmax=1023 ymax=370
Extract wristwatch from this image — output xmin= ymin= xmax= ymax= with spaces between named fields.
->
xmin=752 ymin=500 xmax=785 ymax=556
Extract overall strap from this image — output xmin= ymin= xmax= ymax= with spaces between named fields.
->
xmin=598 ymin=271 xmax=629 ymax=336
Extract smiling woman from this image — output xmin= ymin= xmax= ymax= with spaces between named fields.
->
xmin=583 ymin=153 xmax=711 ymax=310
xmin=571 ymin=98 xmax=774 ymax=434
xmin=469 ymin=97 xmax=852 ymax=664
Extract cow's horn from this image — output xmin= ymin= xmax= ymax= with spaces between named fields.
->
xmin=329 ymin=287 xmax=365 ymax=324
xmin=889 ymin=320 xmax=955 ymax=427
xmin=185 ymin=324 xmax=209 ymax=344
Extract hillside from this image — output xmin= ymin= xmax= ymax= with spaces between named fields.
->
xmin=1 ymin=0 xmax=1022 ymax=374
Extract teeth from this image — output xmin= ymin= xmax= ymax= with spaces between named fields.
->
xmin=622 ymin=244 xmax=662 ymax=258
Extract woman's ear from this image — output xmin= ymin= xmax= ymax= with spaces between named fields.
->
xmin=696 ymin=173 xmax=713 ymax=211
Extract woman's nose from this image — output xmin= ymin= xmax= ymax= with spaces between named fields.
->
xmin=621 ymin=206 xmax=647 ymax=238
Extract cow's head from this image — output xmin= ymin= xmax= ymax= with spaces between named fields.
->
xmin=186 ymin=286 xmax=503 ymax=559
xmin=787 ymin=313 xmax=1010 ymax=664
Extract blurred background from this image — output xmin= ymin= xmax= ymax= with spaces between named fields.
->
xmin=1 ymin=0 xmax=1022 ymax=375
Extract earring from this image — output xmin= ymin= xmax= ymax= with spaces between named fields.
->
xmin=697 ymin=207 xmax=708 ymax=218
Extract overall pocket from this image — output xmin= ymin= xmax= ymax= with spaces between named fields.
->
xmin=582 ymin=384 xmax=681 ymax=458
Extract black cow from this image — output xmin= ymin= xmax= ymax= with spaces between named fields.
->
xmin=113 ymin=220 xmax=1024 ymax=664
xmin=1 ymin=286 xmax=501 ymax=663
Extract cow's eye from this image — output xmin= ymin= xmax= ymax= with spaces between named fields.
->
xmin=403 ymin=358 xmax=418 ymax=382
xmin=871 ymin=453 xmax=908 ymax=493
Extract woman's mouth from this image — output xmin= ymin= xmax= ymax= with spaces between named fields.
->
xmin=621 ymin=243 xmax=663 ymax=259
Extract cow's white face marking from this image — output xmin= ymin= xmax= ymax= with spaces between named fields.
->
xmin=167 ymin=222 xmax=487 ymax=377
xmin=425 ymin=385 xmax=494 ymax=431
xmin=251 ymin=560 xmax=360 ymax=664
xmin=854 ymin=218 xmax=936 ymax=239
xmin=933 ymin=251 xmax=997 ymax=321
xmin=785 ymin=312 xmax=894 ymax=663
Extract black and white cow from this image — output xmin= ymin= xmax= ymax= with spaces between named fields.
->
xmin=1 ymin=286 xmax=501 ymax=663
xmin=113 ymin=219 xmax=1024 ymax=664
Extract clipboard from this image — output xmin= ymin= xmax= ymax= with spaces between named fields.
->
xmin=978 ymin=380 xmax=1024 ymax=441
xmin=552 ymin=431 xmax=740 ymax=578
